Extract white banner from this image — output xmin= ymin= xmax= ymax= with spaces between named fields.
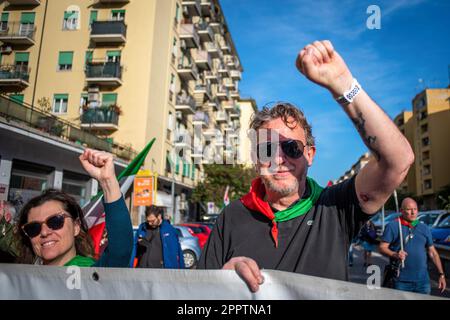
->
xmin=0 ymin=264 xmax=442 ymax=300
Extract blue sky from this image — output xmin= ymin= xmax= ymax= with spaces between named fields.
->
xmin=220 ymin=0 xmax=450 ymax=186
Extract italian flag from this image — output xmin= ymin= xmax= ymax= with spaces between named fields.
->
xmin=83 ymin=138 xmax=155 ymax=258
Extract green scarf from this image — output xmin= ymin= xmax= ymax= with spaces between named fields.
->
xmin=274 ymin=177 xmax=323 ymax=222
xmin=64 ymin=255 xmax=96 ymax=267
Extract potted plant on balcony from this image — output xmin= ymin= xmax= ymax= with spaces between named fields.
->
xmin=108 ymin=103 xmax=123 ymax=116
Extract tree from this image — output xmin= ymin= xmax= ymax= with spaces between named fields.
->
xmin=192 ymin=164 xmax=257 ymax=209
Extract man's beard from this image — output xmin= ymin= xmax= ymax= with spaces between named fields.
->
xmin=262 ymin=176 xmax=299 ymax=197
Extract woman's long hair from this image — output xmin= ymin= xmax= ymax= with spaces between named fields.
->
xmin=16 ymin=189 xmax=94 ymax=264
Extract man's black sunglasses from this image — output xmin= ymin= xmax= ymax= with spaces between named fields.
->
xmin=22 ymin=212 xmax=72 ymax=238
xmin=257 ymin=139 xmax=305 ymax=160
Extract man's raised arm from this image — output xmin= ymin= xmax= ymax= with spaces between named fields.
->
xmin=296 ymin=40 xmax=414 ymax=214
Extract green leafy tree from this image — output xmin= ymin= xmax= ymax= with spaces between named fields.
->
xmin=192 ymin=164 xmax=257 ymax=208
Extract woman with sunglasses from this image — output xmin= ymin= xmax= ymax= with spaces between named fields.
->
xmin=17 ymin=149 xmax=133 ymax=267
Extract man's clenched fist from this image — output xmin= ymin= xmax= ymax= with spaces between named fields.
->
xmin=296 ymin=40 xmax=354 ymax=97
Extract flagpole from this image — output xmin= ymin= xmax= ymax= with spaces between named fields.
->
xmin=394 ymin=189 xmax=405 ymax=268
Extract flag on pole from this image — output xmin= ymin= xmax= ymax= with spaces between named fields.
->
xmin=223 ymin=185 xmax=230 ymax=207
xmin=83 ymin=138 xmax=156 ymax=257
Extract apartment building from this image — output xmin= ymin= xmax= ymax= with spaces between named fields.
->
xmin=394 ymin=88 xmax=450 ymax=209
xmin=0 ymin=0 xmax=244 ymax=223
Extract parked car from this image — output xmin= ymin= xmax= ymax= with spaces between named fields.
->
xmin=417 ymin=210 xmax=448 ymax=228
xmin=431 ymin=213 xmax=450 ymax=247
xmin=371 ymin=212 xmax=401 ymax=236
xmin=174 ymin=225 xmax=202 ymax=269
xmin=200 ymin=214 xmax=220 ymax=224
xmin=179 ymin=223 xmax=212 ymax=249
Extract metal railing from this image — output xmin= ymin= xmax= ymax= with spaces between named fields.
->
xmin=91 ymin=20 xmax=127 ymax=37
xmin=81 ymin=107 xmax=119 ymax=126
xmin=0 ymin=21 xmax=36 ymax=40
xmin=193 ymin=111 xmax=210 ymax=126
xmin=85 ymin=62 xmax=122 ymax=79
xmin=0 ymin=95 xmax=136 ymax=161
xmin=176 ymin=93 xmax=196 ymax=108
xmin=0 ymin=64 xmax=30 ymax=82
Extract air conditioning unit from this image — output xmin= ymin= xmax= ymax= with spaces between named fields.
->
xmin=176 ymin=111 xmax=183 ymax=120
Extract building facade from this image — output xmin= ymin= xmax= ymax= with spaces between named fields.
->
xmin=0 ymin=0 xmax=244 ymax=224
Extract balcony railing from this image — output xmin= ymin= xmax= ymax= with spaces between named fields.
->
xmin=182 ymin=0 xmax=201 ymax=17
xmin=0 ymin=22 xmax=36 ymax=45
xmin=179 ymin=23 xmax=200 ymax=49
xmin=90 ymin=20 xmax=127 ymax=43
xmin=0 ymin=64 xmax=30 ymax=87
xmin=6 ymin=0 xmax=41 ymax=5
xmin=196 ymin=21 xmax=214 ymax=42
xmin=194 ymin=49 xmax=212 ymax=70
xmin=193 ymin=111 xmax=210 ymax=127
xmin=200 ymin=0 xmax=213 ymax=16
xmin=222 ymin=100 xmax=235 ymax=110
xmin=177 ymin=57 xmax=198 ymax=81
xmin=176 ymin=92 xmax=196 ymax=114
xmin=85 ymin=62 xmax=123 ymax=86
xmin=204 ymin=70 xmax=218 ymax=83
xmin=216 ymin=110 xmax=228 ymax=123
xmin=194 ymin=82 xmax=212 ymax=101
xmin=81 ymin=107 xmax=119 ymax=131
xmin=230 ymin=70 xmax=241 ymax=80
xmin=0 ymin=95 xmax=136 ymax=161
xmin=216 ymin=85 xmax=229 ymax=100
xmin=223 ymin=77 xmax=235 ymax=90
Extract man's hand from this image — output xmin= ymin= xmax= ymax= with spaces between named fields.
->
xmin=393 ymin=250 xmax=408 ymax=261
xmin=223 ymin=257 xmax=265 ymax=293
xmin=438 ymin=275 xmax=446 ymax=294
xmin=296 ymin=40 xmax=353 ymax=96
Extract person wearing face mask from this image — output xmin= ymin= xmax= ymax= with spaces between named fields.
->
xmin=16 ymin=149 xmax=133 ymax=267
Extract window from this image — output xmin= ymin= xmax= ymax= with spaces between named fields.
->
xmin=102 ymin=93 xmax=117 ymax=107
xmin=52 ymin=94 xmax=68 ymax=114
xmin=167 ymin=111 xmax=173 ymax=141
xmin=0 ymin=12 xmax=9 ymax=32
xmin=175 ymin=3 xmax=180 ymax=24
xmin=166 ymin=151 xmax=172 ymax=174
xmin=422 ymin=137 xmax=430 ymax=147
xmin=191 ymin=164 xmax=196 ymax=180
xmin=111 ymin=10 xmax=125 ymax=21
xmin=424 ymin=179 xmax=432 ymax=190
xmin=106 ymin=50 xmax=121 ymax=63
xmin=421 ymin=124 xmax=428 ymax=134
xmin=423 ymin=164 xmax=431 ymax=175
xmin=80 ymin=93 xmax=88 ymax=109
xmin=20 ymin=12 xmax=35 ymax=36
xmin=89 ymin=10 xmax=98 ymax=26
xmin=58 ymin=51 xmax=73 ymax=71
xmin=63 ymin=11 xmax=79 ymax=30
xmin=15 ymin=52 xmax=29 ymax=71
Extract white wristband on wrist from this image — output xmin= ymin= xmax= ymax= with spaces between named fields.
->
xmin=335 ymin=78 xmax=362 ymax=105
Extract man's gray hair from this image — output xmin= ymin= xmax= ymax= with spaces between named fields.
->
xmin=249 ymin=102 xmax=315 ymax=146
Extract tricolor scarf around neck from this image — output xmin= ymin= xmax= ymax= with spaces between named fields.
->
xmin=240 ymin=177 xmax=323 ymax=248
xmin=397 ymin=217 xmax=419 ymax=228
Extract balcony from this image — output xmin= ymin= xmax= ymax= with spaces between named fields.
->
xmin=182 ymin=0 xmax=201 ymax=17
xmin=0 ymin=22 xmax=36 ymax=45
xmin=192 ymin=111 xmax=210 ymax=128
xmin=204 ymin=71 xmax=218 ymax=83
xmin=177 ymin=57 xmax=198 ymax=81
xmin=194 ymin=83 xmax=212 ymax=104
xmin=216 ymin=110 xmax=228 ymax=123
xmin=230 ymin=90 xmax=240 ymax=99
xmin=175 ymin=92 xmax=196 ymax=114
xmin=210 ymin=17 xmax=223 ymax=34
xmin=222 ymin=100 xmax=235 ymax=111
xmin=218 ymin=64 xmax=229 ymax=77
xmin=216 ymin=85 xmax=228 ymax=100
xmin=223 ymin=77 xmax=235 ymax=90
xmin=90 ymin=21 xmax=127 ymax=44
xmin=197 ymin=22 xmax=214 ymax=42
xmin=220 ymin=41 xmax=231 ymax=53
xmin=0 ymin=65 xmax=30 ymax=87
xmin=6 ymin=0 xmax=41 ymax=5
xmin=179 ymin=23 xmax=200 ymax=49
xmin=85 ymin=62 xmax=123 ymax=87
xmin=200 ymin=0 xmax=213 ymax=16
xmin=205 ymin=42 xmax=220 ymax=59
xmin=230 ymin=70 xmax=241 ymax=80
xmin=193 ymin=49 xmax=212 ymax=70
xmin=229 ymin=106 xmax=241 ymax=119
xmin=80 ymin=107 xmax=119 ymax=131
xmin=208 ymin=97 xmax=219 ymax=110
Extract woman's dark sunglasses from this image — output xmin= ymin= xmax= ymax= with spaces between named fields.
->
xmin=257 ymin=139 xmax=305 ymax=160
xmin=22 ymin=213 xmax=72 ymax=238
